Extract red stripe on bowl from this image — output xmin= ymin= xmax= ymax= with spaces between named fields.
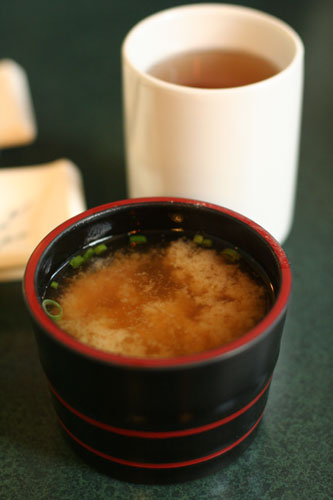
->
xmin=58 ymin=410 xmax=264 ymax=469
xmin=49 ymin=376 xmax=271 ymax=439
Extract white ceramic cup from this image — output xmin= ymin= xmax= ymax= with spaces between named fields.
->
xmin=122 ymin=3 xmax=304 ymax=243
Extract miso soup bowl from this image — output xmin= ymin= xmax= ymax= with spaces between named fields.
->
xmin=23 ymin=197 xmax=291 ymax=483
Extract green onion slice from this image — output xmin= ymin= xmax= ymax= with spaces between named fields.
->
xmin=202 ymin=238 xmax=213 ymax=247
xmin=193 ymin=234 xmax=204 ymax=245
xmin=129 ymin=234 xmax=147 ymax=245
xmin=50 ymin=280 xmax=59 ymax=289
xmin=70 ymin=255 xmax=85 ymax=269
xmin=42 ymin=299 xmax=63 ymax=321
xmin=221 ymin=248 xmax=241 ymax=262
xmin=83 ymin=248 xmax=94 ymax=261
xmin=94 ymin=243 xmax=107 ymax=255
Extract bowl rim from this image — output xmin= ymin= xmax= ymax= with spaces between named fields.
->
xmin=23 ymin=197 xmax=292 ymax=368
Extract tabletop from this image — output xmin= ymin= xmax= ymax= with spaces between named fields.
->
xmin=0 ymin=1 xmax=332 ymax=499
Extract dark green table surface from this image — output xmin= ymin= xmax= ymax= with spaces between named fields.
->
xmin=1 ymin=1 xmax=332 ymax=499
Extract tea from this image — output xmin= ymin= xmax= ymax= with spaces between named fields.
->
xmin=43 ymin=234 xmax=273 ymax=359
xmin=148 ymin=48 xmax=279 ymax=88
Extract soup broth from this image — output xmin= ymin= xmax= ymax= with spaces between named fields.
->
xmin=43 ymin=233 xmax=274 ymax=358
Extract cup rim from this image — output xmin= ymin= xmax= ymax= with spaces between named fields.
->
xmin=122 ymin=3 xmax=304 ymax=95
xmin=24 ymin=197 xmax=292 ymax=369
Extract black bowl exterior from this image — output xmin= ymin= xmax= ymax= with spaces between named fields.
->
xmin=24 ymin=198 xmax=291 ymax=483
xmin=30 ymin=315 xmax=283 ymax=483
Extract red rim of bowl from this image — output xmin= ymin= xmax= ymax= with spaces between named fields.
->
xmin=24 ymin=197 xmax=292 ymax=368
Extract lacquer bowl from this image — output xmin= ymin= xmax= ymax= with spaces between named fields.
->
xmin=23 ymin=197 xmax=291 ymax=483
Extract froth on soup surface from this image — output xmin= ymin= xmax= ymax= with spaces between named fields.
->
xmin=56 ymin=239 xmax=270 ymax=358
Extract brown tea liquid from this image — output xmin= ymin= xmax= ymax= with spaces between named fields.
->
xmin=148 ymin=48 xmax=279 ymax=89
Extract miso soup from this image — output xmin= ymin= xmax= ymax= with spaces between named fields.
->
xmin=42 ymin=233 xmax=274 ymax=358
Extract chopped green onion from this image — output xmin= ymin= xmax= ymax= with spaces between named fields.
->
xmin=94 ymin=243 xmax=108 ymax=255
xmin=202 ymin=238 xmax=213 ymax=247
xmin=193 ymin=234 xmax=204 ymax=245
xmin=70 ymin=255 xmax=85 ymax=269
xmin=129 ymin=234 xmax=147 ymax=245
xmin=221 ymin=248 xmax=241 ymax=262
xmin=42 ymin=299 xmax=63 ymax=321
xmin=83 ymin=248 xmax=94 ymax=261
xmin=50 ymin=280 xmax=59 ymax=290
